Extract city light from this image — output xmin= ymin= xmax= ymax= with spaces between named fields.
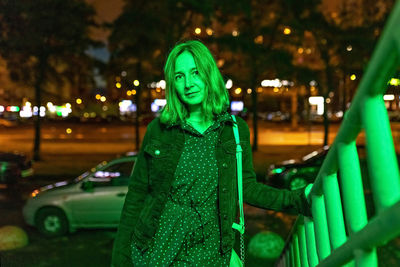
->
xmin=283 ymin=27 xmax=291 ymax=35
xmin=383 ymin=94 xmax=395 ymax=101
xmin=131 ymin=89 xmax=137 ymax=95
xmin=234 ymin=88 xmax=242 ymax=95
xmin=133 ymin=80 xmax=140 ymax=86
xmin=116 ymin=82 xmax=122 ymax=88
xmin=232 ymin=30 xmax=239 ymax=37
xmin=95 ymin=94 xmax=101 ymax=100
xmin=273 ymin=87 xmax=279 ymax=93
xmin=151 ymin=99 xmax=166 ymax=112
xmin=20 ymin=105 xmax=32 ymax=118
xmin=309 ymin=96 xmax=324 ymax=115
xmin=226 ymin=79 xmax=233 ymax=89
xmin=157 ymin=80 xmax=166 ymax=89
xmin=7 ymin=106 xmax=20 ymax=112
xmin=298 ymin=47 xmax=304 ymax=54
xmin=65 ymin=103 xmax=71 ymax=109
xmin=76 ymin=98 xmax=82 ymax=104
xmin=261 ymin=79 xmax=282 ymax=87
xmin=247 ymin=88 xmax=252 ymax=94
xmin=0 ymin=106 xmax=4 ymax=112
xmin=127 ymin=91 xmax=132 ymax=96
xmin=154 ymin=99 xmax=166 ymax=106
xmin=121 ymin=71 xmax=127 ymax=77
xmin=100 ymin=96 xmax=106 ymax=102
xmin=231 ymin=101 xmax=244 ymax=112
xmin=346 ymin=45 xmax=353 ymax=51
xmin=254 ymin=35 xmax=263 ymax=44
xmin=66 ymin=128 xmax=72 ymax=134
xmin=195 ymin=27 xmax=201 ymax=34
xmin=119 ymin=100 xmax=136 ymax=114
xmin=350 ymin=74 xmax=357 ymax=80
xmin=206 ymin=28 xmax=213 ymax=35
xmin=389 ymin=78 xmax=400 ymax=86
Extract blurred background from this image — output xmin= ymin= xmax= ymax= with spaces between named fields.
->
xmin=0 ymin=0 xmax=399 ymax=266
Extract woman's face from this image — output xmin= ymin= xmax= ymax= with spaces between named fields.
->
xmin=174 ymin=51 xmax=206 ymax=111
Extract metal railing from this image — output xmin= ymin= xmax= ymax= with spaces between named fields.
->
xmin=276 ymin=1 xmax=400 ymax=266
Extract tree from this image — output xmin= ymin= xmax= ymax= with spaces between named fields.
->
xmin=283 ymin=0 xmax=394 ymax=146
xmin=0 ymin=0 xmax=99 ymax=160
xmin=209 ymin=0 xmax=309 ymax=151
xmin=108 ymin=0 xmax=215 ymax=151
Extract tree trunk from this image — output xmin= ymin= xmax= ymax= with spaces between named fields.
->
xmin=135 ymin=61 xmax=142 ymax=152
xmin=33 ymin=53 xmax=47 ymax=161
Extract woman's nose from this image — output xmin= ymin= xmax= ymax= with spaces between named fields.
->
xmin=185 ymin=75 xmax=193 ymax=88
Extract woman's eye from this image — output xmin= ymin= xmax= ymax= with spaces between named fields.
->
xmin=193 ymin=70 xmax=199 ymax=75
xmin=175 ymin=75 xmax=182 ymax=80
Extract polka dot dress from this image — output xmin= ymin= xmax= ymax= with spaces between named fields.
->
xmin=131 ymin=112 xmax=232 ymax=266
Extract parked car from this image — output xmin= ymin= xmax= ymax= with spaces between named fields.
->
xmin=266 ymin=146 xmax=329 ymax=190
xmin=266 ymin=145 xmax=399 ymax=191
xmin=0 ymin=151 xmax=33 ymax=184
xmin=22 ymin=154 xmax=137 ymax=237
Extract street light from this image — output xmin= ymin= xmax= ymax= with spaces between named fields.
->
xmin=283 ymin=27 xmax=291 ymax=35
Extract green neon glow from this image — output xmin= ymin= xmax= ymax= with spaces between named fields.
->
xmin=272 ymin=168 xmax=284 ymax=174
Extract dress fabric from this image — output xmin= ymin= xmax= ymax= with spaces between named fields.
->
xmin=131 ymin=113 xmax=232 ymax=266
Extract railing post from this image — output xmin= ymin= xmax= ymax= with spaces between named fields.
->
xmin=338 ymin=142 xmax=377 ymax=266
xmin=293 ymin=233 xmax=301 ymax=267
xmin=312 ymin=194 xmax=331 ymax=261
xmin=363 ymin=97 xmax=400 ymax=212
xmin=323 ymin=173 xmax=347 ymax=249
xmin=298 ymin=223 xmax=309 ymax=267
xmin=304 ymin=217 xmax=319 ymax=267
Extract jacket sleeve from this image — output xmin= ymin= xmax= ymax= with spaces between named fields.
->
xmin=111 ymin=121 xmax=154 ymax=267
xmin=239 ymin=118 xmax=311 ymax=217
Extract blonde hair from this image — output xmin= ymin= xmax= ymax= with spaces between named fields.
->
xmin=159 ymin=40 xmax=230 ymax=125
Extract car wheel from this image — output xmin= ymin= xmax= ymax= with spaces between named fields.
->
xmin=289 ymin=177 xmax=308 ymax=190
xmin=35 ymin=207 xmax=69 ymax=237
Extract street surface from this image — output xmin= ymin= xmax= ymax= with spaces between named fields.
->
xmin=0 ymin=119 xmax=399 ymax=266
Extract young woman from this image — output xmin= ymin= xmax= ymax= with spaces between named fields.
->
xmin=112 ymin=40 xmax=311 ymax=266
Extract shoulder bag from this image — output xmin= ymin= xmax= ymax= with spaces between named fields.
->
xmin=229 ymin=115 xmax=245 ymax=267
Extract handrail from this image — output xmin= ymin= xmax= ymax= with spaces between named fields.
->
xmin=276 ymin=0 xmax=400 ymax=266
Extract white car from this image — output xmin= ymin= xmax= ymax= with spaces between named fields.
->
xmin=22 ymin=154 xmax=136 ymax=237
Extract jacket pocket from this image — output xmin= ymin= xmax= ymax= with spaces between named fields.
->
xmin=144 ymin=140 xmax=174 ymax=187
xmin=144 ymin=141 xmax=170 ymax=159
xmin=221 ymin=140 xmax=236 ymax=155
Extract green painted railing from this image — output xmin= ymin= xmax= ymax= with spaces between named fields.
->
xmin=276 ymin=1 xmax=400 ymax=266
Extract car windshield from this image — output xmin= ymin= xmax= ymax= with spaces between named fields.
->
xmin=72 ymin=161 xmax=108 ymax=183
xmin=302 ymin=146 xmax=329 ymax=162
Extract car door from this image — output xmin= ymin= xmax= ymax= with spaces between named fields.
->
xmin=67 ymin=159 xmax=134 ymax=226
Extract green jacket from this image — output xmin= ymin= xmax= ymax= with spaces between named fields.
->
xmin=112 ymin=114 xmax=310 ymax=266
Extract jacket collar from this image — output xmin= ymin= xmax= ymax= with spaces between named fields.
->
xmin=164 ymin=110 xmax=236 ymax=129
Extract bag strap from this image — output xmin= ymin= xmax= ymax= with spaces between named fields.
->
xmin=231 ymin=115 xmax=244 ymax=235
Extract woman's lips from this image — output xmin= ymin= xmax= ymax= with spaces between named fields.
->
xmin=186 ymin=91 xmax=198 ymax=96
